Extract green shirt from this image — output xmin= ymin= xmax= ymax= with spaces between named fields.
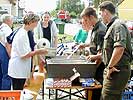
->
xmin=73 ymin=29 xmax=88 ymax=43
xmin=103 ymin=17 xmax=132 ymax=66
xmin=89 ymin=21 xmax=106 ymax=55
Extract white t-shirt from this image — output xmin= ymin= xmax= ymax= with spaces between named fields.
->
xmin=85 ymin=30 xmax=92 ymax=44
xmin=0 ymin=23 xmax=12 ymax=46
xmin=85 ymin=30 xmax=92 ymax=51
xmin=8 ymin=27 xmax=31 ymax=78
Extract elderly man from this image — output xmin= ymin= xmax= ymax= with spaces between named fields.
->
xmin=99 ymin=1 xmax=132 ymax=100
xmin=0 ymin=14 xmax=13 ymax=90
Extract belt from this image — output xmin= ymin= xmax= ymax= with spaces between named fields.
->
xmin=115 ymin=65 xmax=130 ymax=70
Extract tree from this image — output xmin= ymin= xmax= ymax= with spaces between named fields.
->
xmin=56 ymin=0 xmax=85 ymax=18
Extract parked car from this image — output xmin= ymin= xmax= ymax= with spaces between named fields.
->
xmin=13 ymin=16 xmax=23 ymax=24
xmin=17 ymin=17 xmax=23 ymax=24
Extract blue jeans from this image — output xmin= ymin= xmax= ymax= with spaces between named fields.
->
xmin=0 ymin=43 xmax=11 ymax=90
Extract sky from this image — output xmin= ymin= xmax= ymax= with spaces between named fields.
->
xmin=25 ymin=0 xmax=58 ymax=13
xmin=24 ymin=0 xmax=87 ymax=13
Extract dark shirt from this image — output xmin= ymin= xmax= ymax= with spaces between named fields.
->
xmin=28 ymin=30 xmax=36 ymax=51
xmin=103 ymin=16 xmax=132 ymax=66
xmin=42 ymin=25 xmax=51 ymax=42
xmin=89 ymin=21 xmax=106 ymax=55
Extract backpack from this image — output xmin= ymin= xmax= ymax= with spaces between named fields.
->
xmin=6 ymin=28 xmax=20 ymax=44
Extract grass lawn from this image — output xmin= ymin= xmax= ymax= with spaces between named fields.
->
xmin=58 ymin=33 xmax=74 ymax=43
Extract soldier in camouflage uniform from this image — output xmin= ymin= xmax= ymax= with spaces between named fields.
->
xmin=99 ymin=1 xmax=132 ymax=100
xmin=80 ymin=7 xmax=106 ymax=100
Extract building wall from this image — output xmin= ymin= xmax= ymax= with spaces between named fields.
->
xmin=0 ymin=0 xmax=10 ymax=4
xmin=0 ymin=0 xmax=16 ymax=16
xmin=118 ymin=0 xmax=133 ymax=21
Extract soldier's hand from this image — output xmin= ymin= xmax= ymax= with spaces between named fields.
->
xmin=107 ymin=67 xmax=120 ymax=79
xmin=95 ymin=59 xmax=102 ymax=65
xmin=86 ymin=55 xmax=98 ymax=62
xmin=78 ymin=43 xmax=85 ymax=49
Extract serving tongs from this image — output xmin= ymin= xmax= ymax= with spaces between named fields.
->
xmin=67 ymin=45 xmax=80 ymax=59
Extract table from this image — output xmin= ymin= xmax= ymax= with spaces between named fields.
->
xmin=46 ymin=84 xmax=102 ymax=100
xmin=24 ymin=72 xmax=45 ymax=100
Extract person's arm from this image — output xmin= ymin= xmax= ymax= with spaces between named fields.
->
xmin=106 ymin=46 xmax=124 ymax=79
xmin=78 ymin=43 xmax=90 ymax=49
xmin=51 ymin=21 xmax=59 ymax=47
xmin=5 ymin=42 xmax=11 ymax=57
xmin=16 ymin=30 xmax=48 ymax=59
xmin=86 ymin=51 xmax=102 ymax=65
xmin=4 ymin=26 xmax=13 ymax=57
xmin=95 ymin=51 xmax=102 ymax=65
xmin=21 ymin=48 xmax=48 ymax=59
xmin=54 ymin=36 xmax=58 ymax=47
xmin=108 ymin=46 xmax=124 ymax=68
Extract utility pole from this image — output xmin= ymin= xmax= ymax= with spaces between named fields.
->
xmin=17 ymin=0 xmax=20 ymax=17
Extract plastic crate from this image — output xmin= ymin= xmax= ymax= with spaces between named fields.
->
xmin=0 ymin=90 xmax=21 ymax=100
xmin=122 ymin=91 xmax=133 ymax=100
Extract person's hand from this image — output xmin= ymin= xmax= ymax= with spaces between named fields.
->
xmin=78 ymin=43 xmax=85 ymax=49
xmin=107 ymin=67 xmax=120 ymax=79
xmin=95 ymin=59 xmax=102 ymax=65
xmin=36 ymin=48 xmax=48 ymax=55
xmin=86 ymin=55 xmax=97 ymax=62
xmin=72 ymin=43 xmax=78 ymax=50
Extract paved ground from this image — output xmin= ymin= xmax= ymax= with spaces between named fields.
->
xmin=64 ymin=23 xmax=81 ymax=36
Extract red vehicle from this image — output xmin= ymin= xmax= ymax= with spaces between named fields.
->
xmin=57 ymin=10 xmax=70 ymax=22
